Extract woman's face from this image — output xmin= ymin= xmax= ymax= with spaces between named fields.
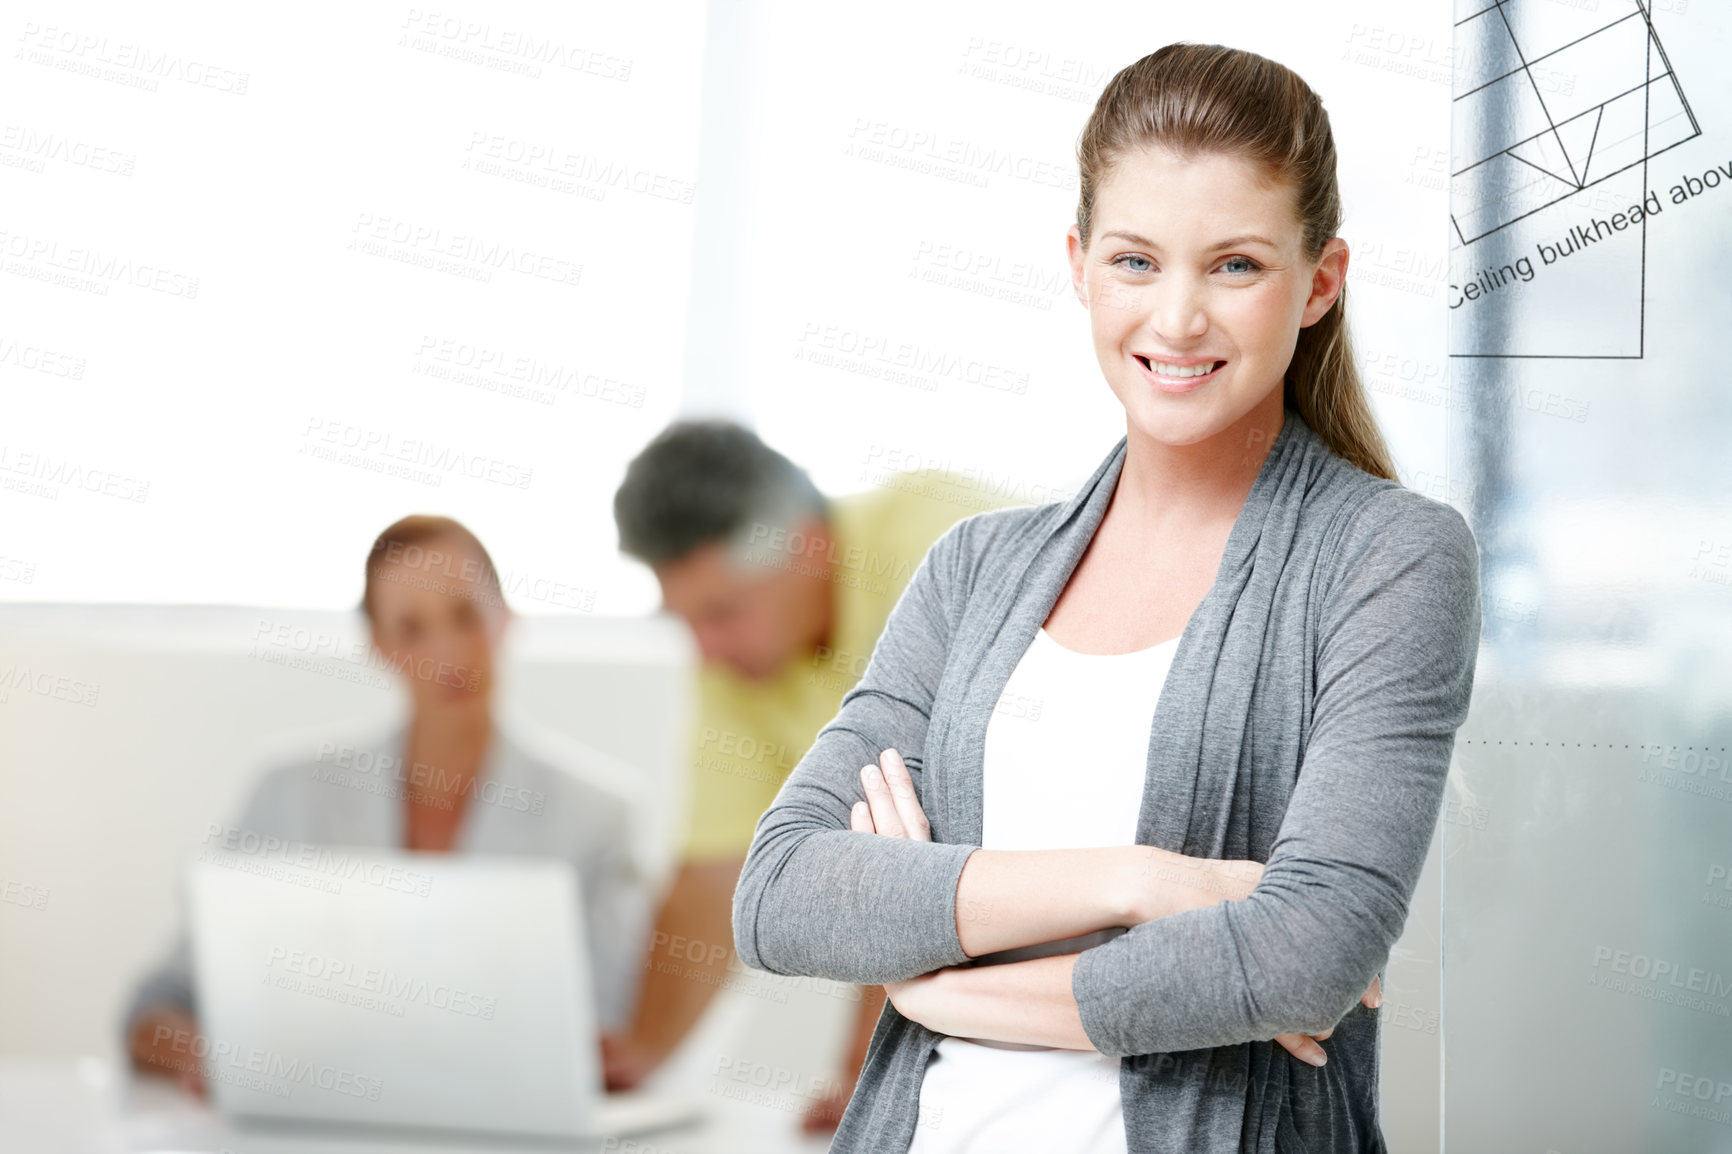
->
xmin=367 ymin=535 xmax=508 ymax=714
xmin=1067 ymin=145 xmax=1347 ymax=447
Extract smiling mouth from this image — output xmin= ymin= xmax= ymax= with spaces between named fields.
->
xmin=1134 ymin=355 xmax=1226 ymax=379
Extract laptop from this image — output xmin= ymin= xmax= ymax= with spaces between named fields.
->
xmin=185 ymin=849 xmax=701 ymax=1143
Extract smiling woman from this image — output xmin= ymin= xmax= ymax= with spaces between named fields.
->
xmin=732 ymin=41 xmax=1481 ymax=1154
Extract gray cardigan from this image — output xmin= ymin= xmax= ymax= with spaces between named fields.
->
xmin=732 ymin=408 xmax=1482 ymax=1153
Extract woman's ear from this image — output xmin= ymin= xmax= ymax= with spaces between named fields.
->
xmin=1300 ymin=237 xmax=1349 ymax=327
xmin=1066 ymin=224 xmax=1090 ymax=308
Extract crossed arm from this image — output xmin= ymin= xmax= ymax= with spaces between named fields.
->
xmin=732 ymin=491 xmax=1479 ymax=1061
xmin=848 ymin=747 xmax=1377 ymax=1067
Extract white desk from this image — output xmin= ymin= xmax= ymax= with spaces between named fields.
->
xmin=0 ymin=1058 xmax=840 ymax=1154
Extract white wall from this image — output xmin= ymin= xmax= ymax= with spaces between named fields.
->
xmin=0 ymin=0 xmax=707 ymax=615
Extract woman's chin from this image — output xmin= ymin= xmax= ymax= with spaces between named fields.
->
xmin=412 ymin=684 xmax=487 ymax=711
xmin=1116 ymin=397 xmax=1213 ymax=447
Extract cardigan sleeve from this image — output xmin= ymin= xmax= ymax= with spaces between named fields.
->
xmin=1071 ymin=486 xmax=1483 ymax=1056
xmin=731 ymin=516 xmax=983 ymax=984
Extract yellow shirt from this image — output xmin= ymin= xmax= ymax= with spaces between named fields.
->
xmin=680 ymin=469 xmax=1022 ymax=862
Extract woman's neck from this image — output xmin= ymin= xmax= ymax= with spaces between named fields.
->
xmin=1115 ymin=397 xmax=1285 ymax=537
xmin=404 ymin=708 xmax=493 ymax=799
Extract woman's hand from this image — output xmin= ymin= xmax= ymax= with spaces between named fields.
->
xmin=128 ymin=1007 xmax=208 ymax=1099
xmin=852 ymin=749 xmax=939 ymax=1027
xmin=1163 ymin=849 xmax=1378 ymax=1067
xmin=850 ymin=748 xmax=929 ymax=841
xmin=852 ymin=748 xmax=972 ymax=1036
xmin=1172 ymin=852 xmax=1382 ymax=1063
xmin=1272 ymin=976 xmax=1382 ymax=1067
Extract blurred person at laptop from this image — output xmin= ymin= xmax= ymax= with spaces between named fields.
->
xmin=123 ymin=514 xmax=652 ymax=1097
xmin=605 ymin=420 xmax=1017 ymax=1131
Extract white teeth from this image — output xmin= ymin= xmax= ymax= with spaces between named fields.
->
xmin=1143 ymin=358 xmax=1218 ymax=378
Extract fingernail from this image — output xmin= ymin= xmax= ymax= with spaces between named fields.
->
xmin=1308 ymin=1051 xmax=1326 ymax=1067
xmin=861 ymin=765 xmax=880 ymax=784
xmin=1370 ymin=991 xmax=1382 ymax=1008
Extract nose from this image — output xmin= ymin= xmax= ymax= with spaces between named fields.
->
xmin=1147 ymin=270 xmax=1208 ymax=344
xmin=420 ymin=624 xmax=464 ymax=665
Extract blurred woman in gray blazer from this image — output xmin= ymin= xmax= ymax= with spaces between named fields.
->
xmin=124 ymin=515 xmax=651 ymax=1095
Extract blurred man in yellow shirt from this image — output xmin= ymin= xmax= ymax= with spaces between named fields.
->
xmin=605 ymin=419 xmax=1022 ymax=1130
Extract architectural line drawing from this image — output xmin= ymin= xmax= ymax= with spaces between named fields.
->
xmin=1449 ymin=0 xmax=1704 ymax=359
xmin=1450 ymin=0 xmax=1698 ymax=246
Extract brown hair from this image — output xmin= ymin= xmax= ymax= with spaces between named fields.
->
xmin=361 ymin=514 xmax=506 ymax=622
xmin=1075 ymin=42 xmax=1398 ymax=481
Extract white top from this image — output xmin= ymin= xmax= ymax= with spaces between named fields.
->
xmin=907 ymin=626 xmax=1180 ymax=1154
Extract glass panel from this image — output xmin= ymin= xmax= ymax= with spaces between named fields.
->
xmin=1446 ymin=1 xmax=1732 ymax=1149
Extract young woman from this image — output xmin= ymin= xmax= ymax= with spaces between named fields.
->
xmin=731 ymin=42 xmax=1481 ymax=1154
xmin=124 ymin=516 xmax=650 ymax=1097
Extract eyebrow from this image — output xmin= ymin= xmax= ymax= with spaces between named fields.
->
xmin=1099 ymin=229 xmax=1279 ymax=250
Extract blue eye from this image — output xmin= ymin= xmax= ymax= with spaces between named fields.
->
xmin=1221 ymin=256 xmax=1260 ymax=274
xmin=1113 ymin=254 xmax=1154 ymax=273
